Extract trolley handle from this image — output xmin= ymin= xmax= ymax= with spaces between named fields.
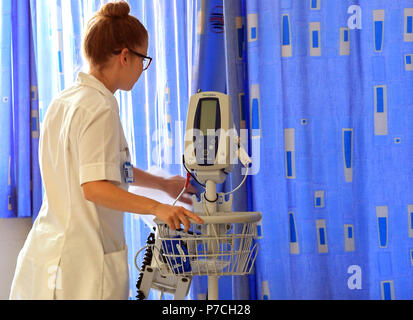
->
xmin=154 ymin=211 xmax=262 ymax=226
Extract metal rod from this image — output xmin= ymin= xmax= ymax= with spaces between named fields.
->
xmin=205 ymin=180 xmax=219 ymax=300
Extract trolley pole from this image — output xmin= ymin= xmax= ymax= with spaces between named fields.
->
xmin=205 ymin=180 xmax=219 ymax=300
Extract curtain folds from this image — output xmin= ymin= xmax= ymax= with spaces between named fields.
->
xmin=224 ymin=0 xmax=413 ymax=300
xmin=3 ymin=0 xmax=413 ymax=301
xmin=0 ymin=0 xmax=41 ymax=218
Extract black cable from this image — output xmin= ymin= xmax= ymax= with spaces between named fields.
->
xmin=136 ymin=228 xmax=156 ymax=300
xmin=182 ymin=154 xmax=206 ymax=188
xmin=204 ymin=192 xmax=219 ymax=203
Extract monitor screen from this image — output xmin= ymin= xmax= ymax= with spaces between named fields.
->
xmin=199 ymin=99 xmax=217 ymax=135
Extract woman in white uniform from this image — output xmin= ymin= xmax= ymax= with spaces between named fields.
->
xmin=9 ymin=1 xmax=203 ymax=300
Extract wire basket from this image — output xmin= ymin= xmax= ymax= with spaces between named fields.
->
xmin=153 ymin=212 xmax=261 ymax=277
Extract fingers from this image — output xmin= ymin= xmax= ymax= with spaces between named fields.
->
xmin=182 ymin=208 xmax=204 ymax=225
xmin=166 ymin=217 xmax=176 ymax=231
xmin=156 ymin=203 xmax=203 ymax=232
xmin=177 ymin=212 xmax=191 ymax=232
xmin=172 ymin=215 xmax=181 ymax=230
xmin=165 ymin=212 xmax=189 ymax=232
xmin=172 ymin=208 xmax=203 ymax=232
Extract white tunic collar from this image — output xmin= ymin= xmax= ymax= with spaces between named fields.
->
xmin=76 ymin=72 xmax=119 ymax=112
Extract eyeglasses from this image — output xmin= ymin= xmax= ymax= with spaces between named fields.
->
xmin=113 ymin=48 xmax=152 ymax=71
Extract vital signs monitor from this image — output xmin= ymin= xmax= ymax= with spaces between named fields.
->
xmin=184 ymin=91 xmax=234 ymax=175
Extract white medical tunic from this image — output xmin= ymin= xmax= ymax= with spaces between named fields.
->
xmin=10 ymin=72 xmax=131 ymax=300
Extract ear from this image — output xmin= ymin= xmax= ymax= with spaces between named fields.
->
xmin=120 ymin=48 xmax=129 ymax=66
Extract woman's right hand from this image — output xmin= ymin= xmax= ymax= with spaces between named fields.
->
xmin=152 ymin=203 xmax=204 ymax=232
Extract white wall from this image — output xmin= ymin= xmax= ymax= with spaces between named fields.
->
xmin=0 ymin=218 xmax=32 ymax=300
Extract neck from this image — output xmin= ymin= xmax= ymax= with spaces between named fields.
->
xmin=89 ymin=67 xmax=117 ymax=94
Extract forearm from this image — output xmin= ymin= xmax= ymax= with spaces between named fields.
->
xmin=129 ymin=167 xmax=196 ymax=206
xmin=83 ymin=180 xmax=160 ymax=215
xmin=130 ymin=167 xmax=166 ymax=189
xmin=82 ymin=180 xmax=204 ymax=232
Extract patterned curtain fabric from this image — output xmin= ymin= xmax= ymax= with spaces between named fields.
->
xmin=3 ymin=0 xmax=413 ymax=301
xmin=125 ymin=0 xmax=237 ymax=301
xmin=224 ymin=0 xmax=413 ymax=299
xmin=0 ymin=0 xmax=41 ymax=218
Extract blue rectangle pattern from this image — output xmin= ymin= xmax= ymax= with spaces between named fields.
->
xmin=287 ymin=151 xmax=292 ymax=177
xmin=378 ymin=217 xmax=387 ymax=247
xmin=289 ymin=213 xmax=297 ymax=243
xmin=344 ymin=131 xmax=352 ymax=169
xmin=311 ymin=0 xmax=317 ymax=9
xmin=319 ymin=228 xmax=325 ymax=245
xmin=32 ymin=117 xmax=37 ymax=132
xmin=410 ymin=212 xmax=413 ymax=230
xmin=252 ymin=98 xmax=260 ymax=130
xmin=376 ymin=87 xmax=384 ymax=113
xmin=375 ymin=21 xmax=383 ymax=51
xmin=312 ymin=31 xmax=319 ymax=48
xmin=251 ymin=27 xmax=257 ymax=39
xmin=383 ymin=282 xmax=392 ymax=300
xmin=282 ymin=16 xmax=290 ymax=45
xmin=238 ymin=27 xmax=244 ymax=58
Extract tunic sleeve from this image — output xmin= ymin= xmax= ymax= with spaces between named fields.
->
xmin=75 ymin=107 xmax=122 ymax=185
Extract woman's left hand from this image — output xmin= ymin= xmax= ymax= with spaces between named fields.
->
xmin=163 ymin=175 xmax=197 ymax=205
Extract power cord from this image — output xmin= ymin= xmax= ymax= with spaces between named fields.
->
xmin=182 ymin=155 xmax=206 ymax=188
xmin=135 ymin=229 xmax=156 ymax=300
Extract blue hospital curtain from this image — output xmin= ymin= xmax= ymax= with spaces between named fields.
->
xmin=224 ymin=0 xmax=413 ymax=299
xmin=123 ymin=0 xmax=234 ymax=300
xmin=6 ymin=0 xmax=413 ymax=301
xmin=29 ymin=0 xmax=95 ymax=220
xmin=0 ymin=0 xmax=41 ymax=218
xmin=122 ymin=0 xmax=247 ymax=300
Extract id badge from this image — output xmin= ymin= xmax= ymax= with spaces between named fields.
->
xmin=123 ymin=162 xmax=134 ymax=184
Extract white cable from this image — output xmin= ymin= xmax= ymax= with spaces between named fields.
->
xmin=134 ymin=245 xmax=151 ymax=273
xmin=172 ymin=186 xmax=187 ymax=206
xmin=202 ymin=193 xmax=211 ymax=217
xmin=202 ymin=193 xmax=220 ymax=248
xmin=223 ymin=166 xmax=249 ymax=196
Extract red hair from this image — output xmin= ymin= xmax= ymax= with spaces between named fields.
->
xmin=83 ymin=1 xmax=148 ymax=68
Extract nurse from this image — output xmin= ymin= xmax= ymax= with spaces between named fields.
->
xmin=10 ymin=1 xmax=203 ymax=300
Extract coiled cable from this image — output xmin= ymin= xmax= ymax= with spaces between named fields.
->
xmin=135 ymin=229 xmax=156 ymax=300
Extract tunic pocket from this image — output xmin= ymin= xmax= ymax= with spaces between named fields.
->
xmin=102 ymin=246 xmax=129 ymax=300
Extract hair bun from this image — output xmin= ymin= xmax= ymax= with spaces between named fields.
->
xmin=99 ymin=1 xmax=130 ymax=19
